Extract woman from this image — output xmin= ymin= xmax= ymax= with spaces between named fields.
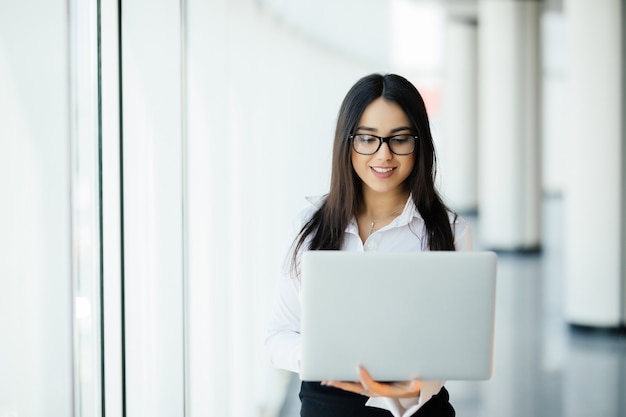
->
xmin=266 ymin=73 xmax=472 ymax=417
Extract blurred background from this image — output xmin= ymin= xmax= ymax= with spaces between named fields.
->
xmin=1 ymin=0 xmax=624 ymax=416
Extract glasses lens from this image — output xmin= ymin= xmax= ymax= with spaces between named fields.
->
xmin=352 ymin=134 xmax=379 ymax=155
xmin=388 ymin=135 xmax=416 ymax=155
xmin=352 ymin=134 xmax=417 ymax=155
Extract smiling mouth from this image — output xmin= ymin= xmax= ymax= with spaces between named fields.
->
xmin=371 ymin=167 xmax=395 ymax=173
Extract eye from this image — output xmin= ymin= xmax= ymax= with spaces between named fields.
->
xmin=355 ymin=134 xmax=378 ymax=144
xmin=390 ymin=135 xmax=412 ymax=144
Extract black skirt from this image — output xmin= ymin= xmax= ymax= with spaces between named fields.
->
xmin=299 ymin=381 xmax=455 ymax=417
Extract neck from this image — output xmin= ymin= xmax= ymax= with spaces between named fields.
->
xmin=362 ymin=190 xmax=409 ymax=220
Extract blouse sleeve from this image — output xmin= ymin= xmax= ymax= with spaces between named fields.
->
xmin=264 ymin=204 xmax=316 ymax=373
xmin=365 ymin=380 xmax=445 ymax=417
xmin=453 ymin=216 xmax=473 ymax=252
xmin=265 ymin=268 xmax=302 ymax=373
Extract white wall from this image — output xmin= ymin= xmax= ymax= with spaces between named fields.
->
xmin=184 ymin=2 xmax=373 ymax=415
xmin=0 ymin=1 xmax=74 ymax=416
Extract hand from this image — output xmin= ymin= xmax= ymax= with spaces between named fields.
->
xmin=322 ymin=366 xmax=421 ymax=398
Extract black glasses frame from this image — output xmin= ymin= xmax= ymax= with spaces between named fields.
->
xmin=349 ymin=134 xmax=418 ymax=155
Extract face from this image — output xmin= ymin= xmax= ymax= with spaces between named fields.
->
xmin=351 ymin=97 xmax=416 ymax=196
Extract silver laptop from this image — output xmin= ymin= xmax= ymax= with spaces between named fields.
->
xmin=300 ymin=251 xmax=497 ymax=382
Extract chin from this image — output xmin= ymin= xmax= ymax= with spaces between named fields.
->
xmin=366 ymin=184 xmax=404 ymax=194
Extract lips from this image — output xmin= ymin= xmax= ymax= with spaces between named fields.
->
xmin=370 ymin=166 xmax=396 ymax=178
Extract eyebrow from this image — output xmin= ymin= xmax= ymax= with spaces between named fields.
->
xmin=355 ymin=126 xmax=413 ymax=134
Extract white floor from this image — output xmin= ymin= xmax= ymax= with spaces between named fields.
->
xmin=278 ymin=196 xmax=626 ymax=417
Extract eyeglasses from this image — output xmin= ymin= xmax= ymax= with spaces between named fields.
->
xmin=349 ymin=133 xmax=418 ymax=155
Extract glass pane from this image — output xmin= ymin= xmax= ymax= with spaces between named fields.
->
xmin=70 ymin=0 xmax=103 ymax=415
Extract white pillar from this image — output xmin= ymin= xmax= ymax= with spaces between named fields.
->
xmin=563 ymin=0 xmax=625 ymax=327
xmin=442 ymin=8 xmax=478 ymax=213
xmin=477 ymin=0 xmax=542 ymax=251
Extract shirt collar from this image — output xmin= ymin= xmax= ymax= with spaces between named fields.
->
xmin=304 ymin=194 xmax=424 ymax=231
xmin=393 ymin=194 xmax=423 ymax=226
xmin=343 ymin=194 xmax=423 ymax=234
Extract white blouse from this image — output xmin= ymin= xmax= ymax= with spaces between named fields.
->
xmin=265 ymin=196 xmax=473 ymax=417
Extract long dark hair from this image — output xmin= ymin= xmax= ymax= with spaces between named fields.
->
xmin=290 ymin=73 xmax=456 ymax=275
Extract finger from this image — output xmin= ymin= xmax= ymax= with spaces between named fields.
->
xmin=357 ymin=366 xmax=377 ymax=393
xmin=358 ymin=367 xmax=422 ymax=398
xmin=391 ymin=379 xmax=421 ymax=394
xmin=322 ymin=380 xmax=366 ymax=396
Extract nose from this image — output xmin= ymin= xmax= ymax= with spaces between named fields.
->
xmin=375 ymin=141 xmax=393 ymax=159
